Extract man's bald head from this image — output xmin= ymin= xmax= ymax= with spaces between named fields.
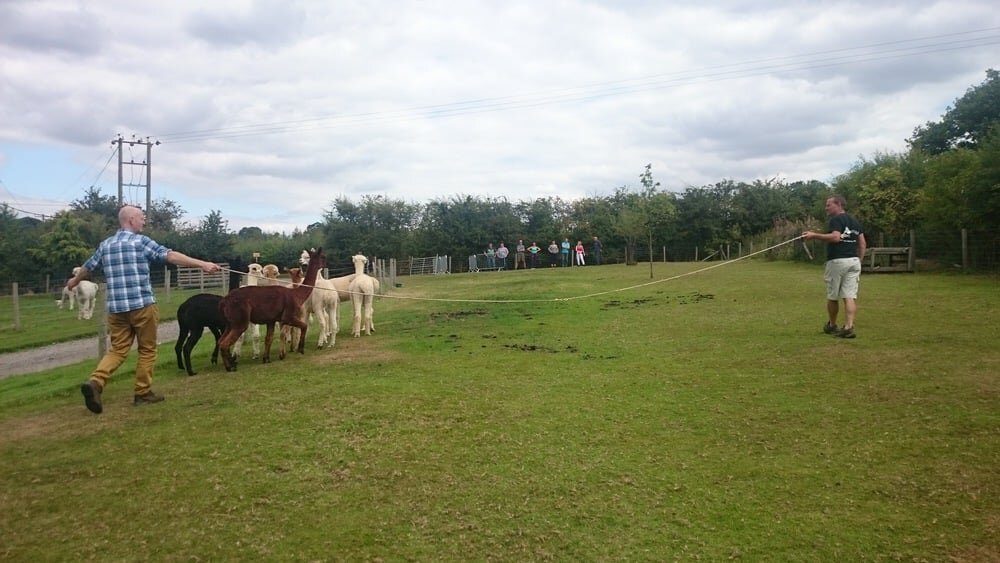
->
xmin=118 ymin=206 xmax=146 ymax=232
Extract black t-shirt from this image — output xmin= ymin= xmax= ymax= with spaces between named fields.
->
xmin=827 ymin=213 xmax=864 ymax=260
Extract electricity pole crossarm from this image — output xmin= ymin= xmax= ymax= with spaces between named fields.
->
xmin=112 ymin=135 xmax=159 ymax=210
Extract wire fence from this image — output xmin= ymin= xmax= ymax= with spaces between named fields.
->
xmin=2 ymin=229 xmax=995 ymax=298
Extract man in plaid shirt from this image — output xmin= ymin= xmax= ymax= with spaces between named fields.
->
xmin=67 ymin=205 xmax=221 ymax=414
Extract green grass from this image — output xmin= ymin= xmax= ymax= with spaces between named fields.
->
xmin=0 ymin=287 xmax=215 ymax=353
xmin=1 ymin=261 xmax=997 ymax=561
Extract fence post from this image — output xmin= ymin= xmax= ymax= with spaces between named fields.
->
xmin=908 ymin=230 xmax=916 ymax=272
xmin=12 ymin=282 xmax=21 ymax=331
xmin=694 ymin=246 xmax=698 ymax=261
xmin=961 ymin=228 xmax=969 ymax=270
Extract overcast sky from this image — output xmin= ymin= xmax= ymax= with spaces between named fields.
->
xmin=1 ymin=1 xmax=997 ymax=233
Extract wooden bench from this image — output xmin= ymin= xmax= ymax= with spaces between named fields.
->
xmin=468 ymin=254 xmax=503 ymax=273
xmin=863 ymin=247 xmax=913 ymax=272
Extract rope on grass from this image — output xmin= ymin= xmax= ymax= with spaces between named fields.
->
xmin=219 ymin=235 xmax=806 ymax=305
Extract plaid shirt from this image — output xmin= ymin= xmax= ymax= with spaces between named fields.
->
xmin=83 ymin=230 xmax=170 ymax=314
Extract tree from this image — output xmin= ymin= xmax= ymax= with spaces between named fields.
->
xmin=0 ymin=204 xmax=38 ymax=284
xmin=833 ymin=152 xmax=919 ymax=242
xmin=238 ymin=226 xmax=264 ymax=238
xmin=178 ymin=210 xmax=233 ymax=261
xmin=918 ymin=127 xmax=1000 ymax=233
xmin=909 ymin=68 xmax=1000 ymax=154
xmin=613 ymin=165 xmax=677 ymax=271
xmin=26 ymin=211 xmax=93 ymax=277
xmin=146 ymin=198 xmax=186 ymax=232
xmin=322 ymin=195 xmax=421 ymax=263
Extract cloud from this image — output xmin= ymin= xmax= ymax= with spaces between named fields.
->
xmin=0 ymin=2 xmax=105 ymax=56
xmin=1 ymin=1 xmax=998 ymax=232
xmin=184 ymin=0 xmax=307 ymax=47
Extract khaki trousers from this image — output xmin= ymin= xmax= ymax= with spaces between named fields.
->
xmin=89 ymin=304 xmax=160 ymax=395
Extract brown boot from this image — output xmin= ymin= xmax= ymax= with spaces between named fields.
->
xmin=133 ymin=391 xmax=165 ymax=406
xmin=81 ymin=380 xmax=103 ymax=414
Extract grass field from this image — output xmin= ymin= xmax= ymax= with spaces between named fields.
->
xmin=0 ymin=287 xmax=215 ymax=354
xmin=0 ymin=260 xmax=997 ymax=561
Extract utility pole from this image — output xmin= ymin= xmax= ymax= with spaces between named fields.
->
xmin=112 ymin=135 xmax=160 ymax=210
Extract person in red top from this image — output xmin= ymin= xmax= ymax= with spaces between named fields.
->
xmin=574 ymin=240 xmax=586 ymax=266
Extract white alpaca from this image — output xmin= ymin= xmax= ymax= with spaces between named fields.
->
xmin=348 ymin=254 xmax=377 ymax=337
xmin=74 ymin=280 xmax=99 ymax=320
xmin=59 ymin=266 xmax=98 ymax=319
xmin=298 ymin=250 xmax=340 ymax=348
xmin=57 ymin=286 xmax=75 ymax=310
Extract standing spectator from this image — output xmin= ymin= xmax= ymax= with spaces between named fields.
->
xmin=485 ymin=242 xmax=496 ymax=269
xmin=560 ymin=238 xmax=571 ymax=267
xmin=803 ymin=195 xmax=867 ymax=339
xmin=527 ymin=241 xmax=542 ymax=268
xmin=67 ymin=205 xmax=221 ymax=414
xmin=574 ymin=240 xmax=587 ymax=266
xmin=495 ymin=242 xmax=509 ymax=270
xmin=515 ymin=239 xmax=527 ymax=270
xmin=547 ymin=241 xmax=560 ymax=267
xmin=592 ymin=236 xmax=603 ymax=265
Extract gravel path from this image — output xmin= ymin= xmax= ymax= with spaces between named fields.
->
xmin=0 ymin=322 xmax=181 ymax=380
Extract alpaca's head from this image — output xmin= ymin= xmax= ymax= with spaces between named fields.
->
xmin=261 ymin=264 xmax=280 ymax=279
xmin=300 ymin=249 xmax=311 ymax=266
xmin=72 ymin=266 xmax=82 ymax=276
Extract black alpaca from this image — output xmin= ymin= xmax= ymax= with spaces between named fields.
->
xmin=175 ymin=293 xmax=227 ymax=376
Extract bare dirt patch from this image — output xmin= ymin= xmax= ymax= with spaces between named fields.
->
xmin=304 ymin=338 xmax=403 ymax=366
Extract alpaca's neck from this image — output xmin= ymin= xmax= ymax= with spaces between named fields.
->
xmin=292 ymin=258 xmax=322 ymax=304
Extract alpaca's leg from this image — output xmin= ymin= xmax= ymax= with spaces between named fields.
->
xmin=209 ymin=325 xmax=223 ymax=365
xmin=352 ymin=296 xmax=363 ymax=337
xmin=175 ymin=326 xmax=189 ymax=370
xmin=314 ymin=306 xmax=328 ymax=348
xmin=262 ymin=323 xmax=275 ymax=363
xmin=364 ymin=294 xmax=374 ymax=335
xmin=183 ymin=326 xmax=204 ymax=376
xmin=251 ymin=324 xmax=261 ymax=359
xmin=220 ymin=325 xmax=247 ymax=372
xmin=288 ymin=319 xmax=308 ymax=354
xmin=277 ymin=323 xmax=286 ymax=359
xmin=331 ymin=300 xmax=339 ymax=346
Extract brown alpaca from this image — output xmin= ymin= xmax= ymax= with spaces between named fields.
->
xmin=218 ymin=248 xmax=325 ymax=371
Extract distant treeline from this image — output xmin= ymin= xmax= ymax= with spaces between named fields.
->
xmin=2 ymin=70 xmax=998 ymax=284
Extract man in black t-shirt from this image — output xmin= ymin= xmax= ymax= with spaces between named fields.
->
xmin=803 ymin=195 xmax=867 ymax=339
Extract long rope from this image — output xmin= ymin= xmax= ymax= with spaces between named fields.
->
xmin=221 ymin=235 xmax=806 ymax=305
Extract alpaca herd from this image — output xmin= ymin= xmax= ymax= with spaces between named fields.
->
xmin=175 ymin=248 xmax=379 ymax=375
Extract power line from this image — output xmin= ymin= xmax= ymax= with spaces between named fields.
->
xmin=153 ymin=27 xmax=1000 ymax=143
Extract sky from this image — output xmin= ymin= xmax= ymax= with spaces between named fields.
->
xmin=1 ymin=1 xmax=998 ymax=234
